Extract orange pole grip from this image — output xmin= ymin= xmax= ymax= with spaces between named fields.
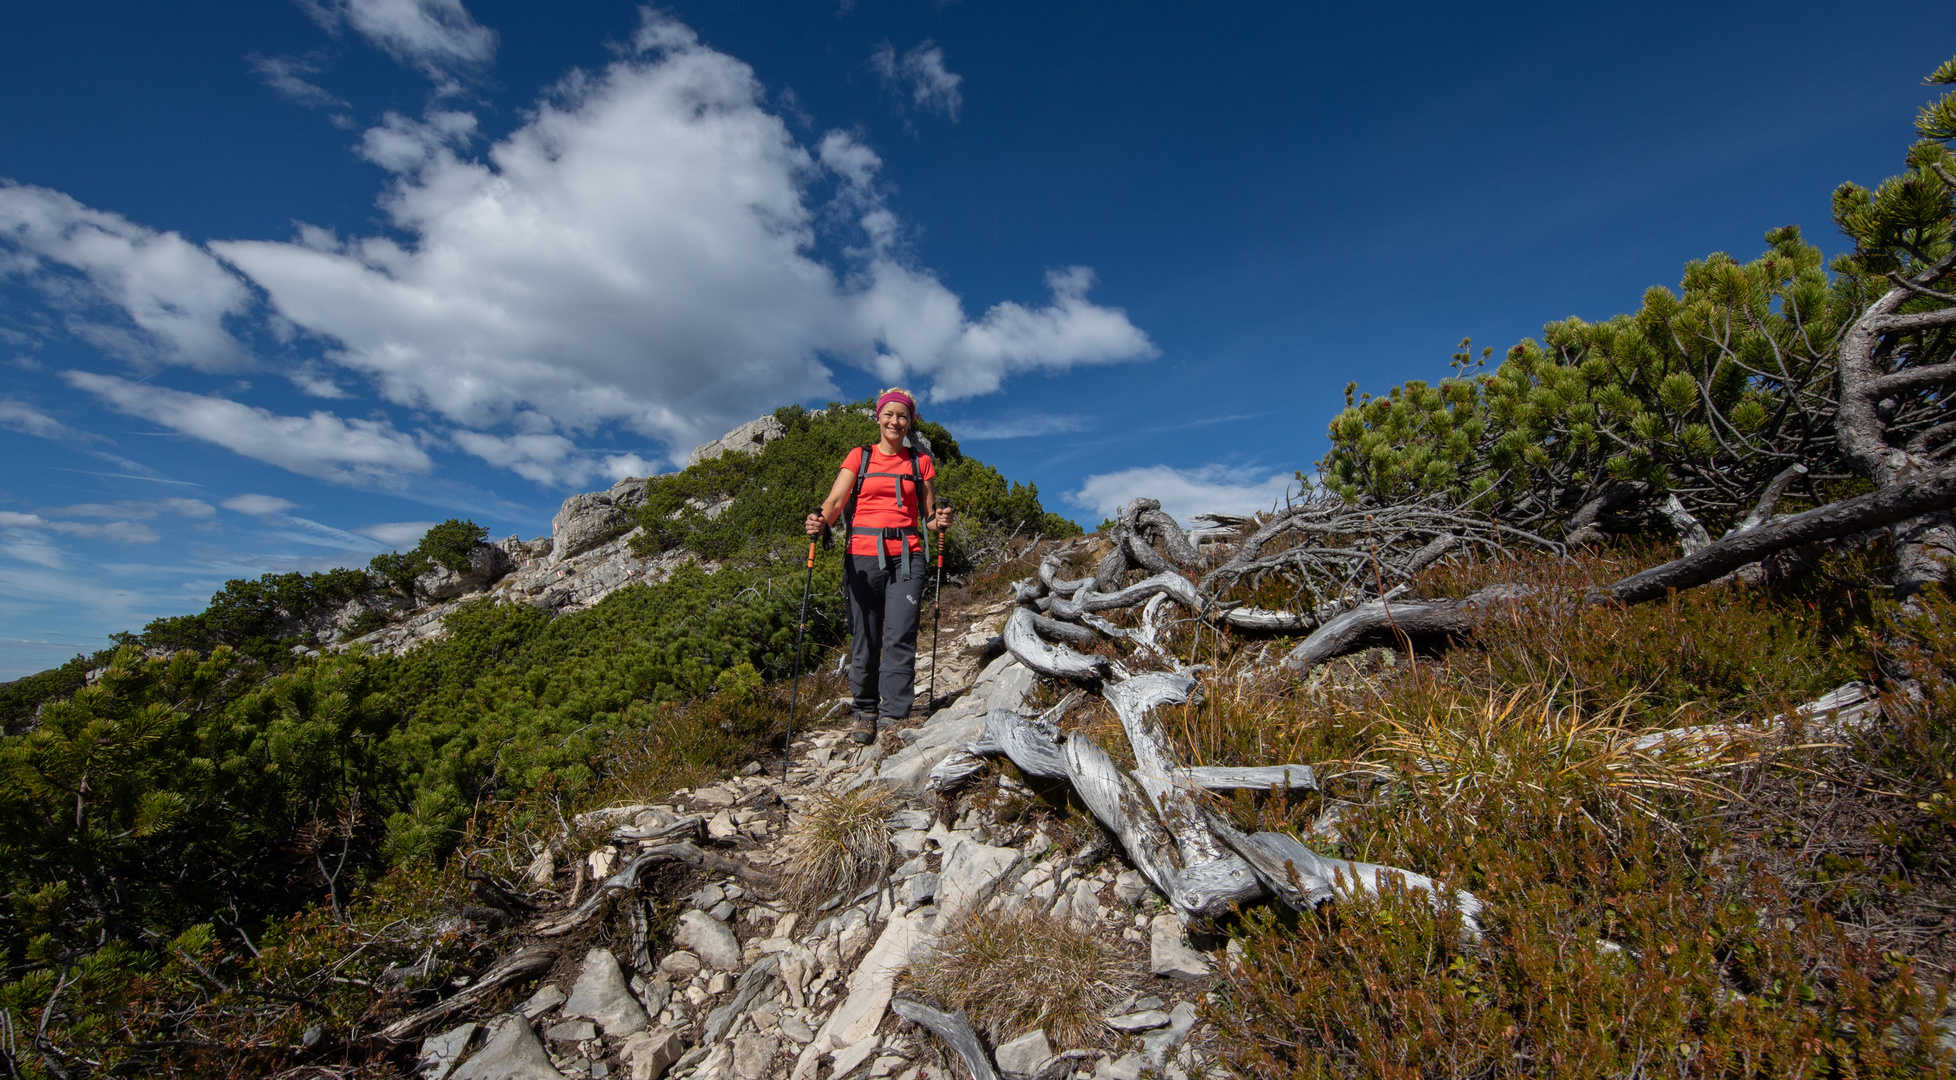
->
xmin=806 ymin=540 xmax=817 ymax=569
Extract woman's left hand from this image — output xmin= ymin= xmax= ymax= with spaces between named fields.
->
xmin=929 ymin=505 xmax=954 ymax=530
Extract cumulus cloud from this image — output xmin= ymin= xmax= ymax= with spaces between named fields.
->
xmin=0 ymin=398 xmax=83 ymax=440
xmin=1069 ymin=464 xmax=1299 ymax=524
xmin=66 ymin=372 xmax=433 ymax=484
xmin=0 ymin=183 xmax=253 ymax=369
xmin=205 ymin=14 xmax=1151 ymax=466
xmin=356 ymin=520 xmax=437 ymax=548
xmin=221 ymin=493 xmax=299 ymax=516
xmin=301 ymin=0 xmax=496 ymax=82
xmin=871 ymin=41 xmax=964 ymax=120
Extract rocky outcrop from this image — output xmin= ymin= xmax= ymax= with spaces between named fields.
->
xmin=417 ymin=543 xmax=518 ymax=602
xmin=688 ymin=416 xmax=787 ymax=468
xmin=402 ymin=599 xmax=1228 ymax=1080
xmin=553 ymin=492 xmax=635 ymax=565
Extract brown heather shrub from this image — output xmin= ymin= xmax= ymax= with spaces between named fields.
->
xmin=909 ymin=904 xmax=1128 ymax=1047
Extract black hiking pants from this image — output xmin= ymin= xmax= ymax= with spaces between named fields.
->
xmin=844 ymin=552 xmax=924 ymax=721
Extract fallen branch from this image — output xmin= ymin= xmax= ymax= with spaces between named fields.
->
xmin=891 ymin=998 xmax=998 ymax=1080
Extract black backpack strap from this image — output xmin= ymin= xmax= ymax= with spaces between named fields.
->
xmin=844 ymin=445 xmax=873 ymax=531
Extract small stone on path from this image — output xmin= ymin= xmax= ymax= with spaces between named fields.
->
xmin=1149 ymin=915 xmax=1212 ymax=981
xmin=994 ymin=1030 xmax=1054 ymax=1079
xmin=674 ymin=910 xmax=743 ymax=970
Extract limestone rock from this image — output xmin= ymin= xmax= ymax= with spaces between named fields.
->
xmin=658 ymin=950 xmax=702 ymax=978
xmin=1141 ymin=1003 xmax=1199 ymax=1066
xmin=551 ymin=492 xmax=631 ymax=565
xmin=563 ymin=947 xmax=649 ymax=1037
xmin=674 ymin=910 xmax=742 ymax=970
xmin=1112 ymin=870 xmax=1151 ymax=906
xmin=520 ymin=984 xmax=567 ymax=1020
xmin=1096 ymin=1053 xmax=1144 ymax=1080
xmin=1149 ymin=916 xmax=1212 ymax=981
xmin=899 ymin=871 xmax=938 ymax=909
xmin=545 ymin=1020 xmax=596 ymax=1042
xmin=733 ymin=1034 xmax=779 ymax=1080
xmin=1103 ymin=1010 xmax=1171 ymax=1033
xmin=994 ymin=1030 xmax=1054 ymax=1079
xmin=418 ymin=1022 xmax=477 ymax=1080
xmin=416 ymin=543 xmax=515 ymax=601
xmin=936 ymin=838 xmax=1024 ymax=923
xmin=688 ymin=415 xmax=787 ymax=468
xmin=830 ymin=1034 xmax=882 ymax=1080
xmin=620 ymin=1027 xmax=687 ymax=1080
xmin=451 ymin=1016 xmax=566 ymax=1080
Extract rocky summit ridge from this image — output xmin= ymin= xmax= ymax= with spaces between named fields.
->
xmin=408 ymin=631 xmax=1233 ymax=1080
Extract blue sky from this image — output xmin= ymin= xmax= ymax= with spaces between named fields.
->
xmin=1 ymin=0 xmax=1952 ymax=679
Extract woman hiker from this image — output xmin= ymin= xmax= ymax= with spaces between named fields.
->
xmin=805 ymin=388 xmax=956 ymax=745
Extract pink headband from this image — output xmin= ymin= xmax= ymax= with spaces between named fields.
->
xmin=875 ymin=390 xmax=916 ymax=415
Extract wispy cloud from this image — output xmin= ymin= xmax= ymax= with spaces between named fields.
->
xmin=1069 ymin=464 xmax=1299 ymax=524
xmin=355 ymin=520 xmax=437 ymax=549
xmin=871 ymin=41 xmax=964 ymax=121
xmin=49 ymin=498 xmax=214 ymax=520
xmin=248 ymin=53 xmax=354 ymax=126
xmin=65 ymin=372 xmax=433 ymax=485
xmin=300 ymin=0 xmax=496 ymax=86
xmin=949 ymin=413 xmax=1093 ymax=440
xmin=0 ymin=511 xmax=159 ymax=544
xmin=0 ymin=398 xmax=84 ymax=440
xmin=221 ymin=493 xmax=298 ymax=516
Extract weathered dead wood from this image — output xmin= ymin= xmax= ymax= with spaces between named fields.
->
xmin=607 ymin=813 xmax=705 ymax=845
xmin=1045 ymin=571 xmax=1204 ymax=620
xmin=1600 ymin=464 xmax=1956 ymax=604
xmin=1002 ymin=607 xmax=1110 ymax=681
xmin=377 ymin=944 xmax=558 ymax=1043
xmin=1219 ymin=606 xmax=1315 ymax=632
xmin=533 ymin=843 xmax=776 ymax=937
xmin=1204 ymin=811 xmax=1484 ymax=937
xmin=1029 ymin=613 xmax=1098 ymax=646
xmin=1280 ymin=585 xmax=1535 ymax=672
xmin=1659 ymin=494 xmax=1712 ymax=556
xmin=1175 ymin=764 xmax=1316 ymax=791
xmin=890 ymin=998 xmax=998 ymax=1080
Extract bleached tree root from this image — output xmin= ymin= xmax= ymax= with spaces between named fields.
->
xmin=891 ymin=997 xmax=999 ymax=1080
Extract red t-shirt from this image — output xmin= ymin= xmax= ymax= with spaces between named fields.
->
xmin=840 ymin=447 xmax=936 ymax=557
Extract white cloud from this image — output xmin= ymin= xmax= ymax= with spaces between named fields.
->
xmin=301 ymin=0 xmax=496 ymax=81
xmin=1069 ymin=464 xmax=1299 ymax=525
xmin=872 ymin=41 xmax=964 ymax=121
xmin=221 ymin=493 xmax=299 ymax=516
xmin=66 ymin=372 xmax=433 ymax=485
xmin=52 ymin=498 xmax=214 ymax=520
xmin=949 ymin=413 xmax=1093 ymax=440
xmin=356 ymin=520 xmax=437 ymax=548
xmin=0 ymin=182 xmax=253 ymax=370
xmin=0 ymin=511 xmax=159 ymax=544
xmin=248 ymin=53 xmax=352 ymax=118
xmin=208 ymin=11 xmax=1153 ymax=468
xmin=0 ymin=398 xmax=82 ymax=440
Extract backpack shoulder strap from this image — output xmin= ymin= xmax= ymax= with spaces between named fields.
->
xmin=844 ymin=445 xmax=873 ymax=528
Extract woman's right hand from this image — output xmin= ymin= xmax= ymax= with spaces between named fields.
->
xmin=805 ymin=512 xmax=826 ymax=537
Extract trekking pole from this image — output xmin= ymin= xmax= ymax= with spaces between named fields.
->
xmin=784 ymin=508 xmax=829 ymax=777
xmin=925 ymin=502 xmax=951 ymax=712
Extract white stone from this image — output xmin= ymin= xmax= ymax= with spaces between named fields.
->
xmin=451 ymin=1016 xmax=566 ymax=1080
xmin=1141 ymin=1003 xmax=1199 ymax=1066
xmin=521 ymin=984 xmax=568 ymax=1020
xmin=1112 ymin=870 xmax=1151 ymax=906
xmin=993 ymin=1029 xmax=1054 ymax=1079
xmin=418 ymin=1022 xmax=477 ymax=1080
xmin=936 ymin=839 xmax=1025 ymax=923
xmin=563 ymin=948 xmax=649 ymax=1037
xmin=619 ymin=1027 xmax=686 ymax=1080
xmin=1097 ymin=1054 xmax=1145 ymax=1080
xmin=587 ymin=846 xmax=619 ymax=881
xmin=545 ymin=1020 xmax=596 ymax=1042
xmin=658 ymin=951 xmax=702 ymax=978
xmin=674 ymin=911 xmax=743 ymax=970
xmin=1149 ymin=915 xmax=1212 ymax=981
xmin=830 ymin=1035 xmax=882 ymax=1080
xmin=733 ymin=1035 xmax=779 ymax=1080
xmin=707 ymin=810 xmax=740 ymax=840
xmin=1103 ymin=1010 xmax=1171 ymax=1033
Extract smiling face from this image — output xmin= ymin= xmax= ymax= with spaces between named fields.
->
xmin=876 ymin=400 xmax=913 ymax=447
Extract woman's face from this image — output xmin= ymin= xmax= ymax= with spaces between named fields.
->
xmin=877 ymin=401 xmax=913 ymax=444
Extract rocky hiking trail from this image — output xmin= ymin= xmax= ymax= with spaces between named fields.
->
xmin=399 ymin=597 xmax=1227 ymax=1080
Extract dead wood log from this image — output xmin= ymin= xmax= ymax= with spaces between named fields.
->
xmin=1046 ymin=570 xmax=1205 ymax=620
xmin=377 ymin=944 xmax=559 ymax=1043
xmin=1002 ymin=607 xmax=1110 ymax=681
xmin=1280 ymin=585 xmax=1534 ymax=672
xmin=1600 ymin=463 xmax=1956 ymax=604
xmin=1203 ymin=811 xmax=1484 ymax=937
xmin=1175 ymin=765 xmax=1316 ymax=791
xmin=532 ymin=843 xmax=776 ymax=937
xmin=891 ymin=998 xmax=998 ymax=1080
xmin=1029 ymin=613 xmax=1098 ymax=646
xmin=1659 ymin=494 xmax=1712 ymax=556
xmin=1219 ymin=606 xmax=1316 ymax=632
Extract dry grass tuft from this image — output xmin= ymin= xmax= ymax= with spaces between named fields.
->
xmin=1363 ymin=682 xmax=1738 ymax=822
xmin=776 ymin=785 xmax=896 ymax=912
xmin=909 ymin=903 xmax=1128 ymax=1047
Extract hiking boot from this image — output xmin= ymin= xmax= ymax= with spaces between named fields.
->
xmin=850 ymin=714 xmax=878 ymax=744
